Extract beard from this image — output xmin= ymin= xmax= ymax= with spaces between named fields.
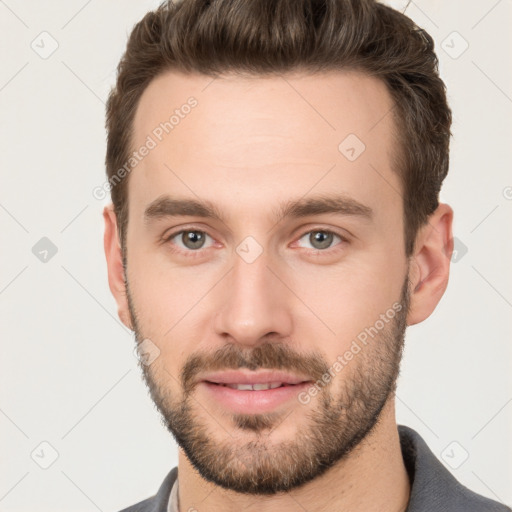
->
xmin=126 ymin=273 xmax=410 ymax=495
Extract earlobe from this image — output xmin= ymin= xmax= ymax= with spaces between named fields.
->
xmin=406 ymin=203 xmax=454 ymax=326
xmin=103 ymin=204 xmax=133 ymax=330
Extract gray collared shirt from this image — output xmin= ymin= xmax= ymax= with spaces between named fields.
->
xmin=119 ymin=424 xmax=511 ymax=512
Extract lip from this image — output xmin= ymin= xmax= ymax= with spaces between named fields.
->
xmin=199 ymin=381 xmax=312 ymax=414
xmin=200 ymin=370 xmax=311 ymax=386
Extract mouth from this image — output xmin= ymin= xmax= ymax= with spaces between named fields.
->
xmin=197 ymin=370 xmax=313 ymax=413
xmin=204 ymin=381 xmax=304 ymax=391
xmin=199 ymin=369 xmax=311 ymax=388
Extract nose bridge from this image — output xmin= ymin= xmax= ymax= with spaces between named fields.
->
xmin=213 ymin=244 xmax=292 ymax=345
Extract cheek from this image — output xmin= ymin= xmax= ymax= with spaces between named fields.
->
xmin=282 ymin=250 xmax=405 ymax=352
xmin=127 ymin=246 xmax=221 ymax=366
xmin=126 ymin=246 xmax=187 ymax=338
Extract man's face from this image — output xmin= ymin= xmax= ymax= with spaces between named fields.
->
xmin=122 ymin=70 xmax=411 ymax=494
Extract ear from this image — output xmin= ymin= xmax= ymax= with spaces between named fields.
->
xmin=406 ymin=203 xmax=454 ymax=326
xmin=103 ymin=204 xmax=133 ymax=330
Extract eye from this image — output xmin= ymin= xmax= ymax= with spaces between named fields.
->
xmin=165 ymin=229 xmax=215 ymax=252
xmin=295 ymin=229 xmax=346 ymax=251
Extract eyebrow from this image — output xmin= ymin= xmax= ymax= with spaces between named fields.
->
xmin=143 ymin=193 xmax=373 ymax=225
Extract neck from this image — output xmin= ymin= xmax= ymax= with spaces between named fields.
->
xmin=176 ymin=398 xmax=410 ymax=512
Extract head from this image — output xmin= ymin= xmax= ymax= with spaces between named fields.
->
xmin=103 ymin=0 xmax=454 ymax=495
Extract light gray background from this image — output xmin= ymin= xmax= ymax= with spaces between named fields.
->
xmin=1 ymin=1 xmax=511 ymax=510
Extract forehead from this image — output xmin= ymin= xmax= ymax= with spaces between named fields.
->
xmin=128 ymin=69 xmax=400 ymax=222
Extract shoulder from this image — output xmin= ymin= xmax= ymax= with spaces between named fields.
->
xmin=116 ymin=467 xmax=178 ymax=512
xmin=398 ymin=425 xmax=511 ymax=512
xmin=448 ymin=485 xmax=512 ymax=512
xmin=118 ymin=496 xmax=155 ymax=512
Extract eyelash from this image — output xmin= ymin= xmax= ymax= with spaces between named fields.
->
xmin=162 ymin=227 xmax=349 ymax=259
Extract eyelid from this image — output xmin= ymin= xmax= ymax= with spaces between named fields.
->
xmin=162 ymin=224 xmax=215 ymax=242
xmin=292 ymin=227 xmax=349 ymax=251
xmin=161 ymin=227 xmax=217 ymax=258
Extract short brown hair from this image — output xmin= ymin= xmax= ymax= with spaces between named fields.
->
xmin=105 ymin=0 xmax=451 ymax=257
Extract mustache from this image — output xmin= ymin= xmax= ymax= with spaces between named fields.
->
xmin=180 ymin=341 xmax=330 ymax=395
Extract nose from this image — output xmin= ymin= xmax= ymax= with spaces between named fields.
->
xmin=213 ymin=249 xmax=293 ymax=347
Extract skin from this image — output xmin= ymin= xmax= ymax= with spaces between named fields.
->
xmin=104 ymin=69 xmax=453 ymax=512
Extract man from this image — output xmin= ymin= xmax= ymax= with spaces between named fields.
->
xmin=103 ymin=0 xmax=510 ymax=511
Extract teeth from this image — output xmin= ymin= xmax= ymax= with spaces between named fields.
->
xmin=224 ymin=382 xmax=284 ymax=390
